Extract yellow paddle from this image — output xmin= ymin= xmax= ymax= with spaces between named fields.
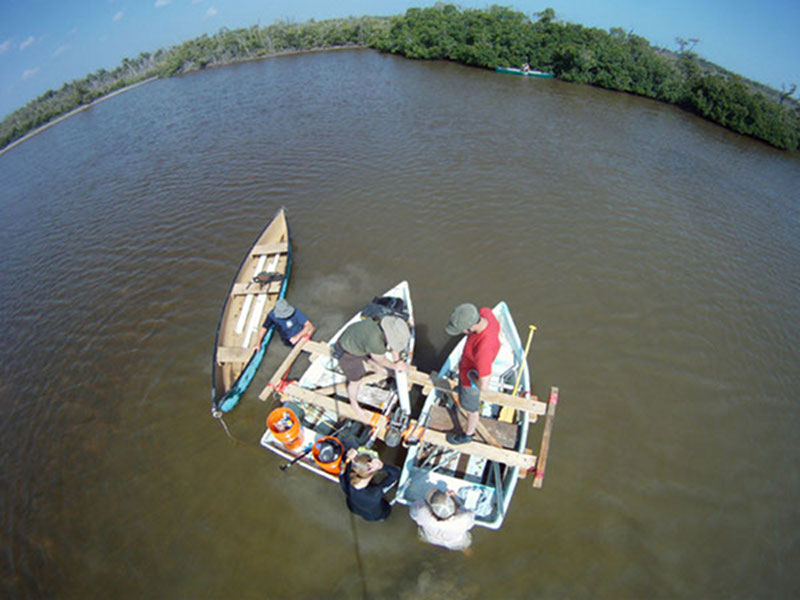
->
xmin=499 ymin=325 xmax=536 ymax=423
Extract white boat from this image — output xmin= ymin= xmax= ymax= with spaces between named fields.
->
xmin=259 ymin=281 xmax=414 ymax=481
xmin=393 ymin=301 xmax=530 ymax=529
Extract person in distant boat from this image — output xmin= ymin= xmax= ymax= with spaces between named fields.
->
xmin=256 ymin=299 xmax=315 ymax=348
xmin=522 ymin=62 xmax=531 ymax=73
xmin=336 ymin=315 xmax=410 ymax=421
xmin=339 ymin=447 xmax=401 ymax=522
xmin=410 ymin=488 xmax=475 ymax=551
xmin=444 ymin=303 xmax=501 ymax=445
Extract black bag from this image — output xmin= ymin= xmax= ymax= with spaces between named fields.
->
xmin=361 ymin=296 xmax=409 ymax=322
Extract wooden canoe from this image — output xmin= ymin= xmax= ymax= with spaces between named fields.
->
xmin=211 ymin=208 xmax=291 ymax=416
xmin=394 ymin=301 xmax=531 ymax=530
xmin=259 ymin=281 xmax=414 ymax=481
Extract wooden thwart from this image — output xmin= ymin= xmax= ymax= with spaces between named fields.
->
xmin=251 ymin=242 xmax=289 ymax=256
xmin=216 ymin=346 xmax=253 ymax=364
xmin=230 ymin=280 xmax=283 ymax=296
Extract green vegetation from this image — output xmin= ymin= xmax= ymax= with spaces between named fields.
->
xmin=375 ymin=5 xmax=799 ymax=150
xmin=2 ymin=6 xmax=798 ymax=152
xmin=0 ymin=17 xmax=391 ymax=151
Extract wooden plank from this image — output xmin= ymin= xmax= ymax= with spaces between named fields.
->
xmin=216 ymin=346 xmax=253 ymax=364
xmin=259 ymin=337 xmax=309 ymax=400
xmin=410 ymin=370 xmax=546 ymax=416
xmin=302 ymin=340 xmax=546 ymax=415
xmin=282 ymin=383 xmax=536 ymax=470
xmin=426 ymin=405 xmax=519 ymax=449
xmin=426 ymin=374 xmax=502 ymax=448
xmin=230 ymin=280 xmax=283 ymax=296
xmin=312 ymin=372 xmax=385 ymax=397
xmin=533 ymin=387 xmax=558 ymax=489
xmin=251 ymin=241 xmax=288 ymax=256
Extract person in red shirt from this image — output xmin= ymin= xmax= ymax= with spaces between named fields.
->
xmin=444 ymin=303 xmax=500 ymax=444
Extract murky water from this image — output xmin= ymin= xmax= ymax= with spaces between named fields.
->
xmin=1 ymin=49 xmax=798 ymax=599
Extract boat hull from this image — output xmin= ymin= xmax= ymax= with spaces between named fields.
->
xmin=211 ymin=208 xmax=291 ymax=415
xmin=495 ymin=66 xmax=554 ymax=78
xmin=260 ymin=281 xmax=415 ymax=480
xmin=395 ymin=301 xmax=530 ymax=530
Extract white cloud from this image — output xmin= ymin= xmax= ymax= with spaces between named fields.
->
xmin=155 ymin=0 xmax=172 ymax=7
xmin=22 ymin=67 xmax=40 ymax=80
xmin=113 ymin=11 xmax=124 ymax=22
xmin=0 ymin=39 xmax=11 ymax=53
xmin=205 ymin=6 xmax=217 ymax=18
xmin=20 ymin=36 xmax=35 ymax=51
xmin=53 ymin=44 xmax=70 ymax=57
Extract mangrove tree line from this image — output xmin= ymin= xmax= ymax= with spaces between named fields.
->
xmin=2 ymin=6 xmax=798 ymax=152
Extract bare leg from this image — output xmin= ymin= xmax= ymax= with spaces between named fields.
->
xmin=465 ymin=410 xmax=479 ymax=436
xmin=347 ymin=380 xmax=368 ymax=421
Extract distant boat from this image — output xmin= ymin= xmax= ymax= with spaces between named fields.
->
xmin=495 ymin=66 xmax=554 ymax=78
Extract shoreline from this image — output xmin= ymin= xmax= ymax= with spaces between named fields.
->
xmin=0 ymin=77 xmax=157 ymax=158
xmin=0 ymin=46 xmax=368 ymax=159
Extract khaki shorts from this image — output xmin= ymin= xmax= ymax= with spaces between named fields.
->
xmin=337 ymin=344 xmax=370 ymax=382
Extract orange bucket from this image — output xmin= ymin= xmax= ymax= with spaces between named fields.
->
xmin=266 ymin=407 xmax=303 ymax=451
xmin=312 ymin=436 xmax=344 ymax=475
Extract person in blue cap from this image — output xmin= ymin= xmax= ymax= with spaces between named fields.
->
xmin=256 ymin=298 xmax=315 ymax=348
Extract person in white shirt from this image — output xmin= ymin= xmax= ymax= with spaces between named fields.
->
xmin=410 ymin=488 xmax=475 ymax=551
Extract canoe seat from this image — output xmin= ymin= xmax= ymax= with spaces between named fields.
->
xmin=230 ymin=280 xmax=283 ymax=296
xmin=216 ymin=346 xmax=253 ymax=364
xmin=251 ymin=241 xmax=288 ymax=256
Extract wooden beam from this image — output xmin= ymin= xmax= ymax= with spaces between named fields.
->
xmin=312 ymin=372 xmax=385 ymax=397
xmin=259 ymin=337 xmax=309 ymax=400
xmin=282 ymin=383 xmax=536 ymax=470
xmin=301 ymin=340 xmax=547 ymax=416
xmin=411 ymin=370 xmax=546 ymax=416
xmin=251 ymin=241 xmax=289 ymax=256
xmin=533 ymin=387 xmax=558 ymax=489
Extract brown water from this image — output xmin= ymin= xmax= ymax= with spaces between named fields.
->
xmin=1 ymin=49 xmax=798 ymax=599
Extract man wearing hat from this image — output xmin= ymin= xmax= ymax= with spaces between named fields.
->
xmin=410 ymin=488 xmax=475 ymax=551
xmin=256 ymin=298 xmax=315 ymax=348
xmin=336 ymin=314 xmax=410 ymax=421
xmin=444 ymin=303 xmax=500 ymax=444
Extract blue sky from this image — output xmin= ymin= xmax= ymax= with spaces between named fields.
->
xmin=1 ymin=0 xmax=798 ymax=119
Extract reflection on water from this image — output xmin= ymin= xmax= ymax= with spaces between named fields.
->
xmin=1 ymin=49 xmax=799 ymax=599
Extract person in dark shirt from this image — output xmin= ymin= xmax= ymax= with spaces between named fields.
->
xmin=339 ymin=448 xmax=400 ymax=522
xmin=256 ymin=299 xmax=315 ymax=348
